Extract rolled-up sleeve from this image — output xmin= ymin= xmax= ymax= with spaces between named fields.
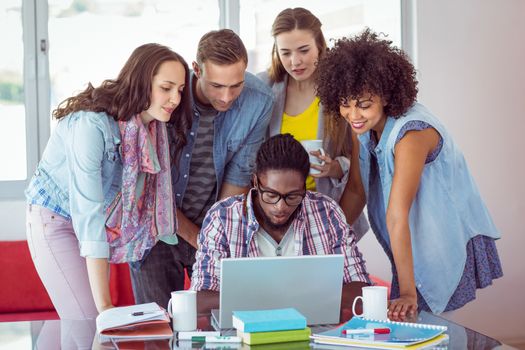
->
xmin=65 ymin=115 xmax=110 ymax=258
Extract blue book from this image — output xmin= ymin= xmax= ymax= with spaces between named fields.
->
xmin=232 ymin=308 xmax=307 ymax=333
xmin=311 ymin=317 xmax=448 ymax=349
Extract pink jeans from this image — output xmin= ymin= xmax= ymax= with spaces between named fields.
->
xmin=26 ymin=204 xmax=98 ymax=321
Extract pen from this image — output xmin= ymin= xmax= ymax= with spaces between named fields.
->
xmin=191 ymin=336 xmax=242 ymax=343
xmin=178 ymin=331 xmax=221 ymax=340
xmin=343 ymin=328 xmax=391 ymax=335
xmin=131 ymin=311 xmax=159 ymax=316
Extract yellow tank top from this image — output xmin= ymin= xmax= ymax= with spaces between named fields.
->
xmin=280 ymin=96 xmax=320 ymax=191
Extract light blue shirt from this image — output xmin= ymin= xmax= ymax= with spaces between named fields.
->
xmin=172 ymin=71 xmax=274 ymax=208
xmin=25 ymin=111 xmax=122 ymax=258
xmin=358 ymin=103 xmax=500 ymax=314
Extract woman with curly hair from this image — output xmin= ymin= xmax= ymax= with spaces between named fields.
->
xmin=316 ymin=29 xmax=502 ymax=320
xmin=25 ymin=43 xmax=191 ymax=321
xmin=257 ymin=7 xmax=369 ymax=238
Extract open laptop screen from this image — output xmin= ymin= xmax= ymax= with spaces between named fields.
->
xmin=216 ymin=254 xmax=344 ymax=329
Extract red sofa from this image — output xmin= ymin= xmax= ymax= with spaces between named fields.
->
xmin=0 ymin=240 xmax=135 ymax=322
xmin=0 ymin=240 xmax=388 ymax=322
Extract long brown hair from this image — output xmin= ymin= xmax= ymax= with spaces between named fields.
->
xmin=268 ymin=8 xmax=327 ymax=83
xmin=324 ymin=113 xmax=353 ymax=158
xmin=52 ymin=43 xmax=192 ymax=162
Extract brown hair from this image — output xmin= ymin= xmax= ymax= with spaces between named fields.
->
xmin=196 ymin=29 xmax=248 ymax=66
xmin=52 ymin=43 xmax=192 ymax=162
xmin=269 ymin=7 xmax=327 ymax=83
xmin=324 ymin=113 xmax=353 ymax=157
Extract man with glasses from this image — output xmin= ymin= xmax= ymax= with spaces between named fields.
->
xmin=191 ymin=134 xmax=370 ymax=317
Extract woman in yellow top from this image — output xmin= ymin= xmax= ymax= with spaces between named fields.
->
xmin=258 ymin=7 xmax=368 ymax=237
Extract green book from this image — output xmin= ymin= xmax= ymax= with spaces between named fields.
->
xmin=248 ymin=341 xmax=311 ymax=350
xmin=237 ymin=327 xmax=311 ymax=345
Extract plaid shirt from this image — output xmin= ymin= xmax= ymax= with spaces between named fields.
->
xmin=25 ymin=170 xmax=71 ymax=219
xmin=190 ymin=189 xmax=370 ymax=291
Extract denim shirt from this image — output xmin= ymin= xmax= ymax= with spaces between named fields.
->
xmin=172 ymin=71 xmax=274 ymax=208
xmin=25 ymin=111 xmax=122 ymax=258
xmin=358 ymin=103 xmax=500 ymax=314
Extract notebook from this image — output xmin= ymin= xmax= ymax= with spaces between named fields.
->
xmin=311 ymin=317 xmax=448 ymax=349
xmin=213 ymin=255 xmax=345 ymax=329
xmin=96 ymin=303 xmax=172 ymax=343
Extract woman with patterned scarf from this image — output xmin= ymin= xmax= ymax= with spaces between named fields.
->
xmin=25 ymin=43 xmax=191 ymax=321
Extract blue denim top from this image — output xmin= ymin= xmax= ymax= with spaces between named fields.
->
xmin=25 ymin=111 xmax=122 ymax=258
xmin=171 ymin=71 xmax=274 ymax=208
xmin=358 ymin=103 xmax=500 ymax=314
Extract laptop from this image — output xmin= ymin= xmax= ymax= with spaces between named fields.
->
xmin=212 ymin=254 xmax=344 ymax=329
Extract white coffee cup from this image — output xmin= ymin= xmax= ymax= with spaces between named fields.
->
xmin=300 ymin=139 xmax=325 ymax=175
xmin=167 ymin=290 xmax=197 ymax=332
xmin=351 ymin=286 xmax=388 ymax=320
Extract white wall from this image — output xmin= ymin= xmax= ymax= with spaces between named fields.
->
xmin=416 ymin=0 xmax=525 ymax=344
xmin=360 ymin=0 xmax=525 ymax=346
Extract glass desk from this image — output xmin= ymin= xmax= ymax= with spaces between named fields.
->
xmin=0 ymin=311 xmax=518 ymax=350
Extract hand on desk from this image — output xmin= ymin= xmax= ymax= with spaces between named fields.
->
xmin=388 ymin=294 xmax=418 ymax=322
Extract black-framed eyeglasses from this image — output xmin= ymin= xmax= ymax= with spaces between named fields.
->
xmin=255 ymin=176 xmax=306 ymax=206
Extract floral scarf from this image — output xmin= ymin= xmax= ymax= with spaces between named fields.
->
xmin=106 ymin=115 xmax=176 ymax=263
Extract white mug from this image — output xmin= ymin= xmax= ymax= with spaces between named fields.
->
xmin=352 ymin=286 xmax=388 ymax=320
xmin=167 ymin=290 xmax=197 ymax=332
xmin=300 ymin=139 xmax=326 ymax=175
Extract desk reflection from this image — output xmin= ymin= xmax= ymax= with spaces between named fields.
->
xmin=0 ymin=311 xmax=511 ymax=350
xmin=100 ymin=311 xmax=505 ymax=350
xmin=32 ymin=319 xmax=97 ymax=350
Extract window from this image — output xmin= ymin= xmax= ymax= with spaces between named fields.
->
xmin=0 ymin=3 xmax=26 ymax=182
xmin=47 ymin=0 xmax=219 ymax=128
xmin=0 ymin=0 xmax=219 ymax=199
xmin=0 ymin=0 xmax=402 ymax=200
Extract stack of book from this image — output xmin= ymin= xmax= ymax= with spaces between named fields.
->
xmin=232 ymin=308 xmax=311 ymax=346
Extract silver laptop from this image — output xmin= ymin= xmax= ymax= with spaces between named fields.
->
xmin=212 ymin=254 xmax=344 ymax=329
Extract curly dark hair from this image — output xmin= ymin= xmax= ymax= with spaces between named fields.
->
xmin=316 ymin=28 xmax=418 ymax=119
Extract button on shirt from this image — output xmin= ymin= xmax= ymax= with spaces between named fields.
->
xmin=190 ymin=189 xmax=371 ymax=292
xmin=257 ymin=225 xmax=295 ymax=257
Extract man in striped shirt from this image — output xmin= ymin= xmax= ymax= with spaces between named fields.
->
xmin=129 ymin=30 xmax=274 ymax=309
xmin=191 ymin=134 xmax=370 ymax=319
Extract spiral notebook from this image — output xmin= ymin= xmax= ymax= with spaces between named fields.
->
xmin=311 ymin=317 xmax=448 ymax=349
